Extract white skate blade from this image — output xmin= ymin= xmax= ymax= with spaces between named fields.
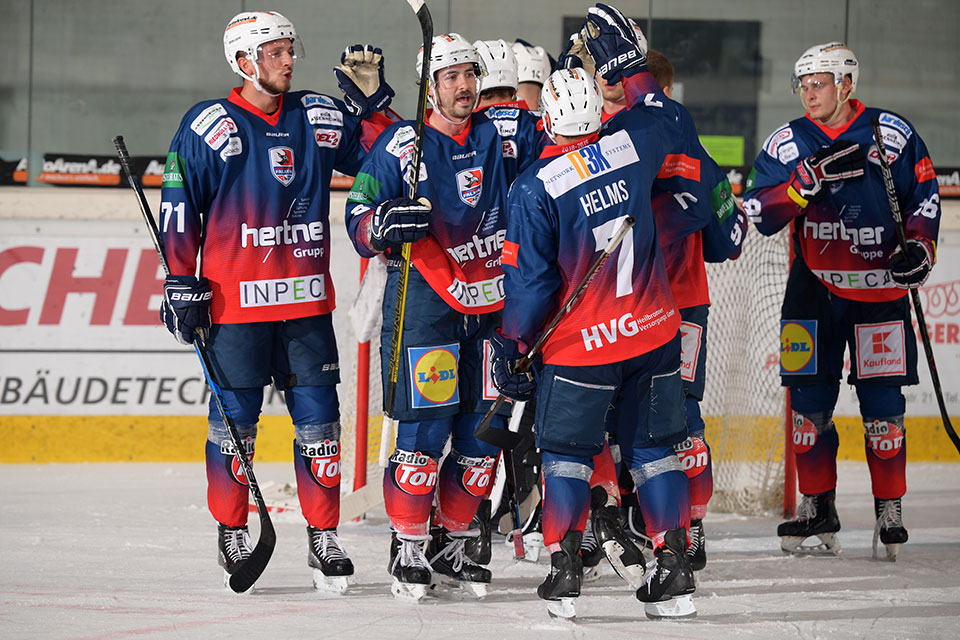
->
xmin=780 ymin=532 xmax=841 ymax=556
xmin=602 ymin=540 xmax=647 ymax=589
xmin=312 ymin=569 xmax=350 ymax=595
xmin=582 ymin=563 xmax=602 ymax=583
xmin=390 ymin=578 xmax=427 ymax=603
xmin=644 ymin=594 xmax=696 ymax=620
xmin=884 ymin=543 xmax=902 ymax=562
xmin=546 ymin=597 xmax=576 ymax=619
xmin=429 ymin=574 xmax=489 ymax=599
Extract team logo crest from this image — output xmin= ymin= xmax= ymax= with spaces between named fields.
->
xmin=269 ymin=146 xmax=295 ymax=186
xmin=456 ymin=167 xmax=483 ymax=207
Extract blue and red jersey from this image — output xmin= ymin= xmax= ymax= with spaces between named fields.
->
xmin=160 ymin=87 xmax=390 ymax=324
xmin=743 ymin=100 xmax=940 ymax=302
xmin=501 ymin=106 xmax=714 ymax=366
xmin=345 ymin=106 xmax=545 ymax=314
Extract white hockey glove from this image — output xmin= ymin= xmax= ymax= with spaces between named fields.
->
xmin=334 ymin=44 xmax=395 ymax=118
xmin=557 ymin=30 xmax=596 ymax=77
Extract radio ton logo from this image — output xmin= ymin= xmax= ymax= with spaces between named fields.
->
xmin=780 ymin=321 xmax=816 ymax=374
xmin=412 ymin=347 xmax=458 ymax=405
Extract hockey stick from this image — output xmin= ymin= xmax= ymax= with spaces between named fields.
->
xmin=475 ymin=215 xmax=636 ymax=559
xmin=870 ymin=119 xmax=959 ymax=455
xmin=112 ymin=136 xmax=276 ymax=592
xmin=378 ymin=0 xmax=434 ymax=468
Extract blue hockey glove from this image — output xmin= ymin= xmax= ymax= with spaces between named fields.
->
xmin=584 ymin=3 xmax=646 ymax=84
xmin=787 ymin=140 xmax=866 ymax=208
xmin=369 ymin=197 xmax=431 ymax=252
xmin=160 ymin=274 xmax=212 ymax=345
xmin=490 ymin=331 xmax=537 ymax=402
xmin=334 ymin=45 xmax=395 ymax=118
xmin=557 ymin=30 xmax=596 ymax=77
xmin=888 ymin=238 xmax=934 ymax=289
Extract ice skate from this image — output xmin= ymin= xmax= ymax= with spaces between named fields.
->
xmin=778 ymin=490 xmax=841 ymax=556
xmin=307 ymin=527 xmax=353 ymax=594
xmin=636 ymin=528 xmax=696 ymax=620
xmin=388 ymin=532 xmax=432 ymax=603
xmin=580 ymin=517 xmax=604 ymax=582
xmin=428 ymin=528 xmax=491 ymax=598
xmin=590 ymin=486 xmax=648 ymax=588
xmin=620 ymin=492 xmax=654 ymax=551
xmin=688 ymin=519 xmax=706 ymax=571
xmin=873 ymin=497 xmax=908 ymax=562
xmin=538 ymin=530 xmax=582 ymax=620
xmin=517 ymin=500 xmax=544 ymax=562
xmin=217 ymin=523 xmax=254 ymax=592
xmin=464 ymin=499 xmax=492 ymax=565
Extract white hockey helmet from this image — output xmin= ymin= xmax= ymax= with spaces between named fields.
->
xmin=473 ymin=39 xmax=518 ymax=93
xmin=416 ymin=33 xmax=487 ymax=87
xmin=512 ymin=41 xmax=552 ymax=86
xmin=791 ymin=42 xmax=859 ymax=94
xmin=539 ymin=68 xmax=603 ymax=142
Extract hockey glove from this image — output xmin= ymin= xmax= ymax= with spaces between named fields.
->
xmin=369 ymin=197 xmax=431 ymax=252
xmin=787 ymin=139 xmax=866 ymax=208
xmin=584 ymin=3 xmax=647 ymax=84
xmin=160 ymin=275 xmax=212 ymax=345
xmin=557 ymin=30 xmax=596 ymax=77
xmin=888 ymin=238 xmax=934 ymax=289
xmin=490 ymin=331 xmax=537 ymax=402
xmin=334 ymin=45 xmax=395 ymax=118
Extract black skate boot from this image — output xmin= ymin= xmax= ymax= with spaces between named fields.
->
xmin=307 ymin=526 xmax=353 ymax=594
xmin=777 ymin=490 xmax=841 ymax=555
xmin=465 ymin=499 xmax=492 ymax=565
xmin=590 ymin=486 xmax=647 ymax=588
xmin=538 ymin=530 xmax=582 ymax=619
xmin=620 ymin=491 xmax=654 ymax=551
xmin=636 ymin=528 xmax=696 ymax=620
xmin=217 ymin=523 xmax=254 ymax=591
xmin=428 ymin=527 xmax=492 ymax=598
xmin=688 ymin=519 xmax=706 ymax=571
xmin=873 ymin=497 xmax=908 ymax=561
xmin=580 ymin=517 xmax=604 ymax=582
xmin=388 ymin=531 xmax=432 ymax=602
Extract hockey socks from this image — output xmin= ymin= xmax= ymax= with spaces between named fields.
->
xmin=792 ymin=412 xmax=839 ymax=496
xmin=675 ymin=433 xmax=713 ymax=521
xmin=540 ymin=451 xmax=591 ymax=548
xmin=863 ymin=417 xmax=907 ymax=499
xmin=294 ymin=438 xmax=342 ymax=530
xmin=205 ymin=423 xmax=257 ymax=528
xmin=434 ymin=450 xmax=496 ymax=531
xmin=629 ymin=448 xmax=690 ymax=546
xmin=384 ymin=449 xmax=439 ymax=535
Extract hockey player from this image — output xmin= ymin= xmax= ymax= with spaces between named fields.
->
xmin=512 ymin=40 xmax=553 ymax=111
xmin=344 ymin=33 xmax=545 ymax=601
xmin=158 ymin=11 xmax=395 ymax=593
xmin=492 ymin=4 xmax=715 ymax=619
xmin=743 ymin=42 xmax=940 ymax=560
xmin=473 ymin=39 xmax=520 ymax=109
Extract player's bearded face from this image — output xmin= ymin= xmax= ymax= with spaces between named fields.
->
xmin=256 ymin=38 xmax=296 ymax=94
xmin=434 ymin=63 xmax=477 ymax=119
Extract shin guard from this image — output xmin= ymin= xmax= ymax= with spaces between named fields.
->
xmin=434 ymin=450 xmax=497 ymax=531
xmin=384 ymin=449 xmax=439 ymax=535
xmin=205 ymin=420 xmax=257 ymax=527
xmin=541 ymin=453 xmax=592 ymax=548
xmin=863 ymin=417 xmax=907 ymax=499
xmin=630 ymin=448 xmax=690 ymax=548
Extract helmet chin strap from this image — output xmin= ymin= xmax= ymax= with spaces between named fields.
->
xmin=820 ymin=82 xmax=853 ymax=126
xmin=239 ymin=54 xmax=280 ymax=98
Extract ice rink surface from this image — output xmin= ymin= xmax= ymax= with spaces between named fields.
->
xmin=1 ymin=461 xmax=959 ymax=639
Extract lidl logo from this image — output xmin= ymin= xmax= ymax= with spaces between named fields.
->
xmin=780 ymin=320 xmax=816 ymax=374
xmin=409 ymin=344 xmax=460 ymax=408
xmin=456 ymin=167 xmax=483 ymax=207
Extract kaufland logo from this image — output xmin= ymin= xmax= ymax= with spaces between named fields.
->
xmin=872 ymin=331 xmax=893 ymax=354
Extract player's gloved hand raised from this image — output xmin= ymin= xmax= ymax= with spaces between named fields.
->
xmin=160 ymin=275 xmax=212 ymax=345
xmin=787 ymin=139 xmax=866 ymax=208
xmin=334 ymin=44 xmax=395 ymax=118
xmin=583 ymin=3 xmax=647 ymax=84
xmin=490 ymin=331 xmax=537 ymax=402
xmin=369 ymin=197 xmax=431 ymax=252
xmin=557 ymin=30 xmax=596 ymax=77
xmin=888 ymin=238 xmax=934 ymax=289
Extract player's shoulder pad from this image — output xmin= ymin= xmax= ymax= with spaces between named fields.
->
xmin=760 ymin=121 xmax=801 ymax=165
xmin=379 ymin=121 xmax=418 ymax=158
xmin=181 ymin=100 xmax=241 ymax=161
xmin=294 ymin=91 xmax=350 ymax=129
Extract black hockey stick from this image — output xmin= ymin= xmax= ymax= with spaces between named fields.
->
xmin=378 ymin=0 xmax=434 ymax=467
xmin=113 ymin=136 xmax=276 ymax=592
xmin=870 ymin=118 xmax=959 ymax=455
xmin=475 ymin=216 xmax=636 ymax=558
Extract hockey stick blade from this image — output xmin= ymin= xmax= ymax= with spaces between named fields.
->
xmin=113 ymin=134 xmax=277 ymax=590
xmin=869 ymin=119 xmax=959 ymax=455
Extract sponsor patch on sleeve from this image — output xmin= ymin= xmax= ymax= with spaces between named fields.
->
xmin=346 ymin=172 xmax=382 ymax=204
xmin=657 ymin=154 xmax=701 ymax=181
xmin=501 ymin=240 xmax=519 ymax=268
xmin=915 ymin=156 xmax=936 ymax=182
xmin=190 ymin=103 xmax=228 ymax=135
xmin=161 ymin=152 xmax=185 ymax=188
